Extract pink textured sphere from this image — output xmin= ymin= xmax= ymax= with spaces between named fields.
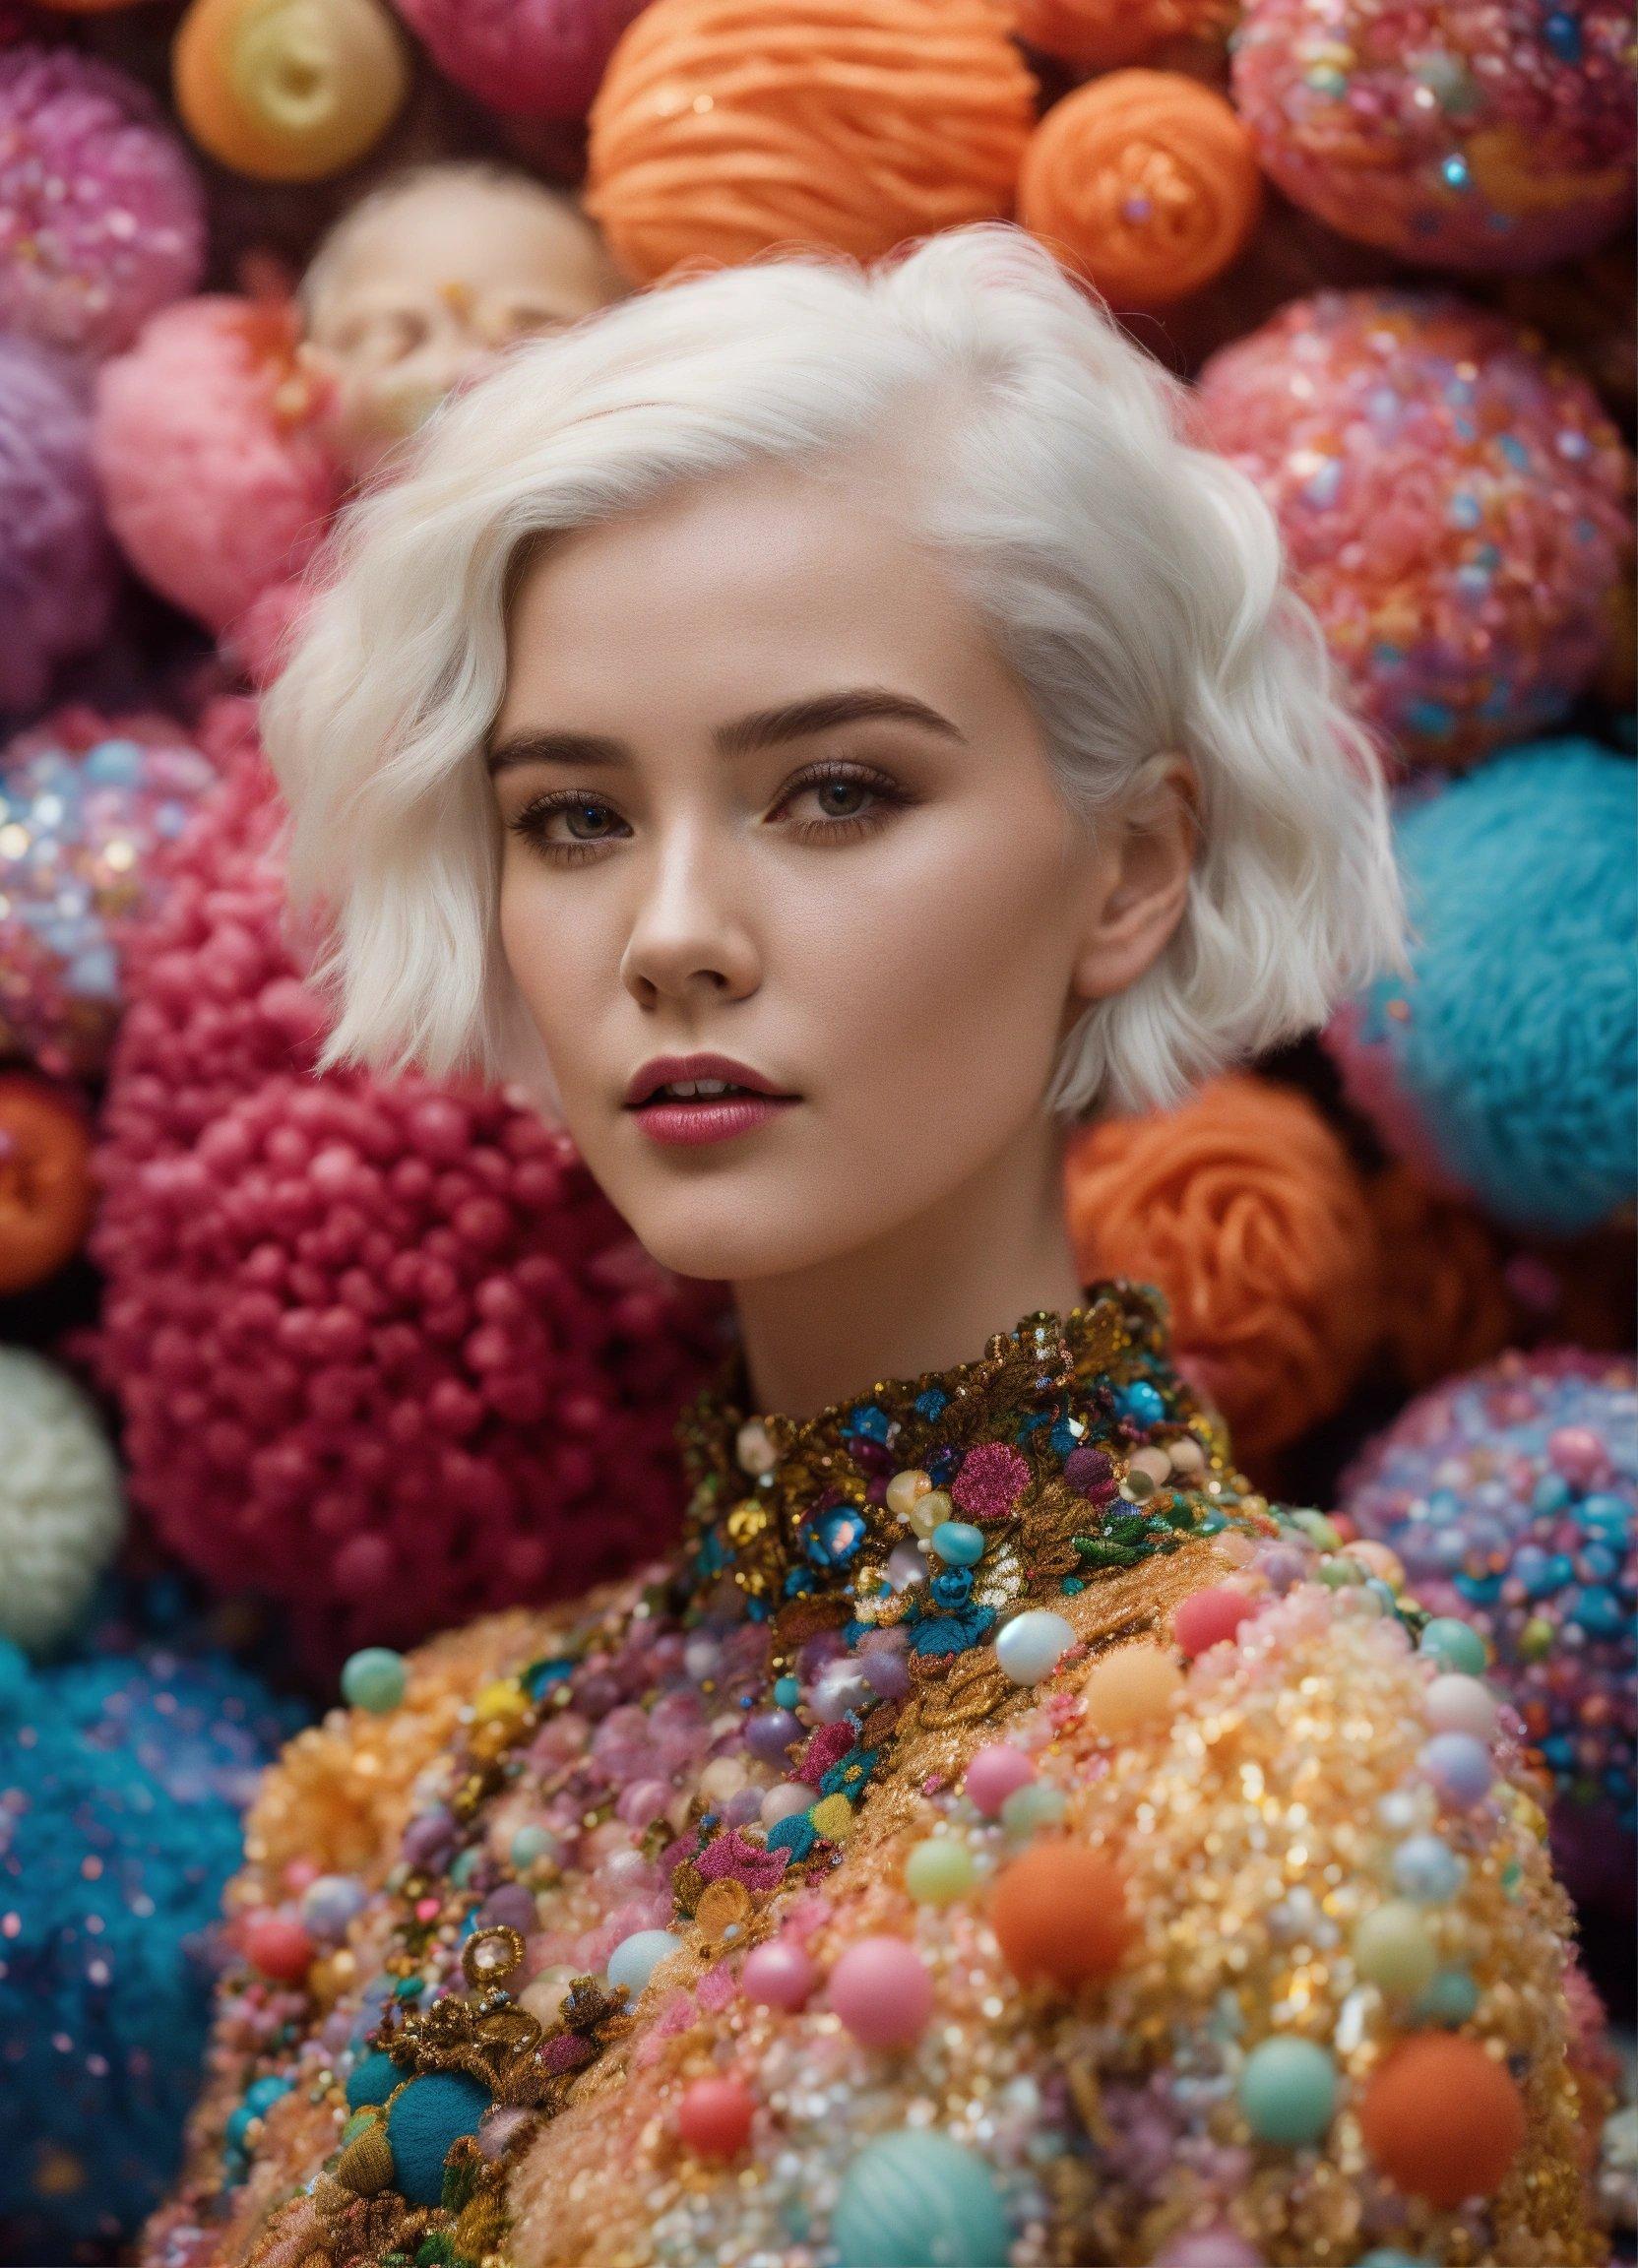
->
xmin=94 ymin=296 xmax=345 ymax=638
xmin=1171 ymin=1584 xmax=1252 ymax=1657
xmin=965 ymin=1742 xmax=1037 ymax=1819
xmin=90 ymin=705 xmax=723 ymax=1670
xmin=828 ymin=1937 xmax=934 ymax=2048
xmin=740 ymin=1937 xmax=817 ymax=2012
xmin=1233 ymin=0 xmax=1634 ymax=274
xmin=0 ymin=46 xmax=206 ymax=358
xmin=1196 ymin=290 xmax=1634 ymax=766
xmin=389 ymin=0 xmax=653 ymax=118
xmin=0 ymin=338 xmax=118 ymax=712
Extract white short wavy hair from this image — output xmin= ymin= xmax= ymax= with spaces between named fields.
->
xmin=264 ymin=223 xmax=1408 ymax=1119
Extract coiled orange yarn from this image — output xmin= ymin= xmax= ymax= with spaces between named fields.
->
xmin=586 ymin=0 xmax=1039 ymax=284
xmin=1064 ymin=1072 xmax=1380 ymax=1464
xmin=1019 ymin=70 xmax=1262 ymax=310
xmin=0 ymin=1073 xmax=94 ymax=1297
xmin=1365 ymin=1164 xmax=1517 ymax=1392
xmin=1017 ymin=0 xmax=1235 ymax=73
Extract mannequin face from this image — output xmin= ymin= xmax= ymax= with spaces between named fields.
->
xmin=302 ymin=174 xmax=626 ymax=478
xmin=490 ymin=465 xmax=1191 ymax=1285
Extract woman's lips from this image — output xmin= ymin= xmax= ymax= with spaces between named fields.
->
xmin=630 ymin=1094 xmax=799 ymax=1147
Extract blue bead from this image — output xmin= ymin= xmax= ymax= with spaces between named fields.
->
xmin=773 ymin=1676 xmax=800 ymax=1708
xmin=1418 ymin=1617 xmax=1486 ymax=1675
xmin=914 ymin=1388 xmax=949 ymax=1419
xmin=385 ymin=2072 xmax=491 ymax=2206
xmin=1570 ymin=1586 xmax=1623 ymax=1637
xmin=1578 ymin=1492 xmax=1632 ymax=1541
xmin=1116 ymin=1381 xmax=1166 ymax=1427
xmin=832 ymin=2128 xmax=1011 ymax=2268
xmin=931 ymin=1520 xmax=984 ymax=1566
xmin=1417 ymin=1967 xmax=1480 ymax=2026
xmin=243 ymin=2075 xmax=291 ymax=2116
xmin=1393 ymin=1832 xmax=1466 ymax=1904
xmin=1544 ymin=10 xmax=1583 ymax=60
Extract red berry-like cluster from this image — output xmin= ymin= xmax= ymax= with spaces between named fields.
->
xmin=90 ymin=701 xmax=725 ymax=1670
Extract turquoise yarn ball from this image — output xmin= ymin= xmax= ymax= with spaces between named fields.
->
xmin=832 ymin=2128 xmax=1011 ymax=2267
xmin=384 ymin=2071 xmax=492 ymax=2206
xmin=344 ymin=2049 xmax=401 ymax=2111
xmin=1327 ymin=741 xmax=1637 ymax=1234
xmin=1237 ymin=2036 xmax=1339 ymax=2146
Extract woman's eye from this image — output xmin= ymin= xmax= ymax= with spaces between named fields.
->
xmin=507 ymin=793 xmax=629 ymax=858
xmin=773 ymin=765 xmax=904 ymax=837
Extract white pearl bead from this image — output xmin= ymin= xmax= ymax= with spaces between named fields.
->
xmin=994 ymin=1608 xmax=1077 ymax=1685
xmin=886 ymin=1542 xmax=929 ymax=1591
xmin=735 ymin=1419 xmax=778 ymax=1477
xmin=684 ymin=1635 xmax=722 ymax=1683
xmin=811 ymin=1664 xmax=873 ymax=1723
xmin=699 ymin=1756 xmax=746 ymax=1802
xmin=606 ymin=1928 xmax=682 ymax=1997
xmin=886 ymin=1468 xmax=931 ymax=1520
xmin=1424 ymin=1672 xmax=1497 ymax=1741
xmin=762 ymin=1782 xmax=814 ymax=1828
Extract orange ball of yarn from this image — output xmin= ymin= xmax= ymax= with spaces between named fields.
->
xmin=0 ymin=1074 xmax=94 ymax=1296
xmin=989 ymin=1840 xmax=1134 ymax=1990
xmin=1367 ymin=1164 xmax=1516 ymax=1392
xmin=1064 ymin=1073 xmax=1380 ymax=1464
xmin=586 ymin=0 xmax=1039 ymax=284
xmin=173 ymin=0 xmax=410 ymax=182
xmin=1017 ymin=0 xmax=1233 ymax=74
xmin=1358 ymin=2035 xmax=1528 ymax=2208
xmin=1019 ymin=71 xmax=1262 ymax=311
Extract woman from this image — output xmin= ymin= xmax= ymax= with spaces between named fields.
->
xmin=146 ymin=228 xmax=1606 ymax=2268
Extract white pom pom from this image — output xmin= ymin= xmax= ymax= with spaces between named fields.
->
xmin=0 ymin=1348 xmax=124 ymax=1650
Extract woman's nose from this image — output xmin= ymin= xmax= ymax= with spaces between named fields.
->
xmin=619 ymin=828 xmax=761 ymax=1010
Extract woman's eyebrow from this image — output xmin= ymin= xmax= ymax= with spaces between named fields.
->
xmin=485 ymin=687 xmax=966 ymax=777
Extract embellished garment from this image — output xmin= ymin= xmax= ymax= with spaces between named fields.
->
xmin=144 ymin=1282 xmax=1608 ymax=2268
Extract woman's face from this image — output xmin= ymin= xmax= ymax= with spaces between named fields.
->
xmin=489 ymin=464 xmax=1119 ymax=1284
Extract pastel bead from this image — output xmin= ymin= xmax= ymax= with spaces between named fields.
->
xmin=606 ymin=1928 xmax=681 ymax=1997
xmin=998 ymin=1781 xmax=1068 ymax=1834
xmin=1418 ymin=1617 xmax=1487 ymax=1675
xmin=1392 ymin=1833 xmax=1467 ymax=1904
xmin=908 ymin=1487 xmax=952 ymax=1541
xmin=1352 ymin=1901 xmax=1436 ymax=1998
xmin=746 ymin=1708 xmax=803 ymax=1765
xmin=829 ymin=1937 xmax=934 ymax=2048
xmin=341 ymin=1647 xmax=406 ymax=1712
xmin=930 ymin=1519 xmax=984 ymax=1565
xmin=1417 ymin=1967 xmax=1480 ymax=2026
xmin=1358 ymin=2035 xmax=1526 ymax=2206
xmin=735 ymin=1418 xmax=778 ymax=1475
xmin=1419 ymin=1732 xmax=1494 ymax=1811
xmin=761 ymin=1783 xmax=814 ymax=1829
xmin=1128 ymin=1445 xmax=1171 ymax=1484
xmin=1237 ymin=2036 xmax=1337 ymax=2146
xmin=773 ymin=1675 xmax=801 ymax=1707
xmin=1423 ymin=1673 xmax=1497 ymax=1741
xmin=1172 ymin=1586 xmax=1252 ymax=1658
xmin=989 ymin=1841 xmax=1133 ymax=1988
xmin=741 ymin=1937 xmax=817 ymax=2011
xmin=832 ymin=2128 xmax=1010 ymax=2268
xmin=965 ymin=1743 xmax=1036 ymax=1818
xmin=904 ymin=1835 xmax=977 ymax=1905
xmin=994 ymin=1608 xmax=1077 ymax=1685
xmin=1080 ymin=1642 xmax=1182 ymax=1734
xmin=885 ymin=1468 xmax=932 ymax=1519
xmin=243 ymin=1911 xmax=314 ymax=1984
xmin=675 ymin=2073 xmax=755 ymax=2158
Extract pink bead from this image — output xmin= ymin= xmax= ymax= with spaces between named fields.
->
xmin=761 ymin=1783 xmax=815 ymax=1829
xmin=1172 ymin=1585 xmax=1253 ymax=1658
xmin=965 ymin=1743 xmax=1037 ymax=1818
xmin=741 ymin=1938 xmax=817 ymax=2012
xmin=616 ymin=1778 xmax=673 ymax=1829
xmin=1548 ymin=1426 xmax=1606 ymax=1487
xmin=828 ymin=1937 xmax=934 ymax=2049
xmin=674 ymin=2073 xmax=755 ymax=2159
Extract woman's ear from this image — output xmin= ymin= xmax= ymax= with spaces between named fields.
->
xmin=1070 ymin=754 xmax=1199 ymax=1005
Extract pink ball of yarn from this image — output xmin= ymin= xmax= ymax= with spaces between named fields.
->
xmin=0 ymin=338 xmax=118 ymax=712
xmin=390 ymin=0 xmax=652 ymax=118
xmin=1196 ymin=289 xmax=1634 ymax=767
xmin=94 ymin=296 xmax=345 ymax=639
xmin=827 ymin=1937 xmax=934 ymax=2048
xmin=88 ymin=706 xmax=723 ymax=1671
xmin=0 ymin=46 xmax=206 ymax=358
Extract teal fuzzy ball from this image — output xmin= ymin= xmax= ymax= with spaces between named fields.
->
xmin=832 ymin=2128 xmax=1011 ymax=2266
xmin=1237 ymin=2036 xmax=1338 ymax=2146
xmin=384 ymin=2071 xmax=491 ymax=2205
xmin=344 ymin=2049 xmax=401 ymax=2111
xmin=1326 ymin=741 xmax=1637 ymax=1234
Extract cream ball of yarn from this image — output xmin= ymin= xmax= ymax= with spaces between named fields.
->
xmin=0 ymin=1348 xmax=125 ymax=1650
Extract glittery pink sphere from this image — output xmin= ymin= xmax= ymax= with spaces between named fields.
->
xmin=0 ymin=337 xmax=118 ymax=712
xmin=0 ymin=706 xmax=219 ymax=1081
xmin=0 ymin=46 xmax=206 ymax=358
xmin=827 ymin=1936 xmax=934 ymax=2048
xmin=1196 ymin=290 xmax=1634 ymax=765
xmin=389 ymin=0 xmax=652 ymax=118
xmin=1232 ymin=0 xmax=1634 ymax=273
xmin=950 ymin=1438 xmax=1032 ymax=1521
xmin=89 ymin=705 xmax=724 ymax=1670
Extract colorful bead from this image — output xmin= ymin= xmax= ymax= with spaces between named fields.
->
xmin=906 ymin=1487 xmax=952 ymax=1541
xmin=989 ymin=1841 xmax=1133 ymax=1988
xmin=885 ymin=1468 xmax=931 ymax=1519
xmin=965 ymin=1743 xmax=1037 ymax=1817
xmin=1417 ymin=1967 xmax=1480 ymax=2027
xmin=829 ymin=1937 xmax=934 ymax=2048
xmin=1422 ymin=1673 xmax=1496 ymax=1741
xmin=341 ymin=1647 xmax=407 ymax=1712
xmin=674 ymin=2073 xmax=755 ymax=2158
xmin=904 ymin=1835 xmax=977 ymax=1905
xmin=1237 ymin=2036 xmax=1338 ymax=2146
xmin=242 ymin=1911 xmax=313 ymax=1984
xmin=1391 ymin=1833 xmax=1467 ymax=1904
xmin=1080 ymin=1642 xmax=1182 ymax=1734
xmin=1418 ymin=1731 xmax=1494 ymax=1811
xmin=1418 ymin=1616 xmax=1487 ymax=1675
xmin=832 ymin=2128 xmax=1011 ymax=2268
xmin=998 ymin=1781 xmax=1068 ymax=1835
xmin=930 ymin=1520 xmax=984 ymax=1565
xmin=994 ymin=1608 xmax=1077 ymax=1684
xmin=1351 ymin=1901 xmax=1436 ymax=1998
xmin=1358 ymin=2035 xmax=1526 ymax=2207
xmin=1172 ymin=1585 xmax=1253 ymax=1657
xmin=606 ymin=1928 xmax=682 ymax=1997
xmin=741 ymin=1936 xmax=817 ymax=2011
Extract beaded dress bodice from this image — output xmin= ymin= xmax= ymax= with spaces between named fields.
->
xmin=143 ymin=1280 xmax=1606 ymax=2268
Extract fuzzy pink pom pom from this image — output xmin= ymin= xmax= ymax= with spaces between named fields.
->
xmin=0 ymin=339 xmax=118 ymax=711
xmin=94 ymin=296 xmax=345 ymax=638
xmin=390 ymin=0 xmax=651 ymax=118
xmin=0 ymin=46 xmax=205 ymax=358
xmin=90 ymin=705 xmax=724 ymax=1670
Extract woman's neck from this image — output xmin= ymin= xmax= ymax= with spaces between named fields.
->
xmin=729 ymin=1112 xmax=1085 ymax=1418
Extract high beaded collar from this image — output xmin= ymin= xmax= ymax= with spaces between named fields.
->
xmin=671 ymin=1279 xmax=1261 ymax=1641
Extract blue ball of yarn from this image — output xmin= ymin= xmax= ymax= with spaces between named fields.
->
xmin=0 ymin=1624 xmax=303 ymax=2252
xmin=384 ymin=2071 xmax=493 ymax=2206
xmin=1328 ymin=740 xmax=1636 ymax=1233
